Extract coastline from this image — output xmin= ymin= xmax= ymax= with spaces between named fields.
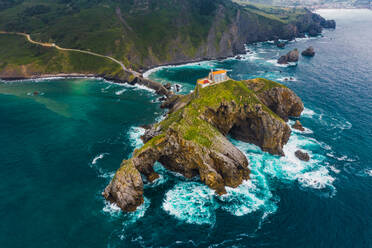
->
xmin=143 ymin=35 xmax=323 ymax=79
xmin=0 ymin=73 xmax=171 ymax=96
xmin=0 ymin=73 xmax=97 ymax=82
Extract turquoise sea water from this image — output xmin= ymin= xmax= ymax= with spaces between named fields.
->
xmin=0 ymin=9 xmax=371 ymax=248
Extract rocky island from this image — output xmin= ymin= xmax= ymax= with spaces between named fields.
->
xmin=103 ymin=78 xmax=304 ymax=212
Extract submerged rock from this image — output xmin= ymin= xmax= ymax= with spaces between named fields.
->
xmin=302 ymin=46 xmax=315 ymax=57
xmin=278 ymin=49 xmax=299 ymax=64
xmin=295 ymin=150 xmax=310 ymax=161
xmin=104 ymin=78 xmax=304 ymax=211
xmin=276 ymin=42 xmax=286 ymax=48
xmin=292 ymin=120 xmax=305 ymax=131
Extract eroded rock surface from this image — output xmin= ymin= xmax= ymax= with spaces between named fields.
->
xmin=278 ymin=49 xmax=299 ymax=64
xmin=292 ymin=120 xmax=305 ymax=131
xmin=302 ymin=46 xmax=315 ymax=57
xmin=295 ymin=150 xmax=310 ymax=161
xmin=104 ymin=78 xmax=304 ymax=211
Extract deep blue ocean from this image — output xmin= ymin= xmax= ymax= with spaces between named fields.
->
xmin=0 ymin=9 xmax=371 ymax=248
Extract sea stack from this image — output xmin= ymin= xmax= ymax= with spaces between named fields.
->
xmin=292 ymin=120 xmax=305 ymax=131
xmin=278 ymin=49 xmax=299 ymax=64
xmin=302 ymin=47 xmax=315 ymax=57
xmin=295 ymin=150 xmax=310 ymax=161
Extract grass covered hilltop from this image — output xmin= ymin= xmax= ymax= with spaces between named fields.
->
xmin=0 ymin=0 xmax=335 ymax=80
xmin=103 ymin=78 xmax=304 ymax=212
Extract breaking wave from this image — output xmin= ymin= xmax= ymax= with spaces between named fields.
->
xmin=161 ymin=121 xmax=336 ymax=225
xmin=128 ymin=126 xmax=145 ymax=151
xmin=115 ymin=88 xmax=127 ymax=95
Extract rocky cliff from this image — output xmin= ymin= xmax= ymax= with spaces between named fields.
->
xmin=104 ymin=78 xmax=304 ymax=211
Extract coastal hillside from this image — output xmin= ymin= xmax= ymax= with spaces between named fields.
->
xmin=0 ymin=0 xmax=335 ymax=76
xmin=0 ymin=34 xmax=127 ymax=79
xmin=234 ymin=0 xmax=371 ymax=8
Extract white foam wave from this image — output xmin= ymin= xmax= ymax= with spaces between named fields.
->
xmin=329 ymin=166 xmax=341 ymax=174
xmin=219 ymin=179 xmax=277 ymax=217
xmin=102 ymin=201 xmax=122 ymax=217
xmin=133 ymin=84 xmax=156 ymax=93
xmin=288 ymin=120 xmax=313 ymax=134
xmin=365 ymin=169 xmax=372 ymax=177
xmin=162 ymin=182 xmax=217 ymax=225
xmin=326 ymin=152 xmax=356 ymax=162
xmin=161 ymin=127 xmax=337 ymax=224
xmin=92 ymin=153 xmax=108 ymax=165
xmin=115 ymin=88 xmax=127 ymax=95
xmin=297 ymin=167 xmax=335 ymax=190
xmin=267 ymin=59 xmax=297 ymax=67
xmin=302 ymin=107 xmax=316 ymax=118
xmin=234 ymin=132 xmax=335 ymax=191
xmin=276 ymin=77 xmax=297 ymax=82
xmin=128 ymin=126 xmax=145 ymax=150
xmin=103 ymin=197 xmax=150 ymax=232
xmin=89 ymin=153 xmax=114 ymax=179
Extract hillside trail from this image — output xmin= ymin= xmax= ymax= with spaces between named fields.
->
xmin=0 ymin=31 xmax=141 ymax=77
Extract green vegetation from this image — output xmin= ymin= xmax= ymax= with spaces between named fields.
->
xmin=0 ymin=34 xmax=124 ymax=78
xmin=247 ymin=77 xmax=287 ymax=93
xmin=239 ymin=2 xmax=307 ymax=23
xmin=143 ymin=79 xmax=285 ymax=149
xmin=0 ymin=0 xmax=312 ymax=74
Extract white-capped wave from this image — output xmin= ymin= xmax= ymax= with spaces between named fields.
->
xmin=162 ymin=182 xmax=217 ymax=225
xmin=115 ymin=88 xmax=127 ymax=95
xmin=133 ymin=84 xmax=156 ymax=93
xmin=102 ymin=201 xmax=122 ymax=217
xmin=103 ymin=196 xmax=150 ymax=234
xmin=297 ymin=167 xmax=335 ymax=190
xmin=276 ymin=77 xmax=297 ymax=82
xmin=92 ymin=153 xmax=108 ymax=165
xmin=302 ymin=107 xmax=316 ymax=118
xmin=267 ymin=59 xmax=297 ymax=67
xmin=89 ymin=153 xmax=114 ymax=179
xmin=161 ymin=125 xmax=336 ymax=225
xmin=288 ymin=120 xmax=313 ymax=134
xmin=365 ymin=169 xmax=372 ymax=177
xmin=128 ymin=126 xmax=145 ymax=150
xmin=326 ymin=152 xmax=356 ymax=162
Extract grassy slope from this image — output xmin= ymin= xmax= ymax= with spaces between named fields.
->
xmin=236 ymin=2 xmax=307 ymax=23
xmin=137 ymin=79 xmax=285 ymax=153
xmin=0 ymin=0 xmax=307 ymax=74
xmin=0 ymin=34 xmax=124 ymax=78
xmin=0 ymin=0 xmax=220 ymax=68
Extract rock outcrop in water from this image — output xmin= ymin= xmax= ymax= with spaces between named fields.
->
xmin=278 ymin=49 xmax=299 ymax=64
xmin=302 ymin=46 xmax=315 ymax=57
xmin=295 ymin=150 xmax=310 ymax=161
xmin=103 ymin=78 xmax=304 ymax=211
xmin=292 ymin=120 xmax=305 ymax=131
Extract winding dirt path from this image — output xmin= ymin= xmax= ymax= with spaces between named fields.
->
xmin=0 ymin=31 xmax=141 ymax=77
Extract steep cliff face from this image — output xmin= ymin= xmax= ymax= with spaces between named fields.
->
xmin=104 ymin=78 xmax=304 ymax=211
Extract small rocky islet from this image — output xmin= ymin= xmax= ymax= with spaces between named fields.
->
xmin=103 ymin=78 xmax=305 ymax=212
